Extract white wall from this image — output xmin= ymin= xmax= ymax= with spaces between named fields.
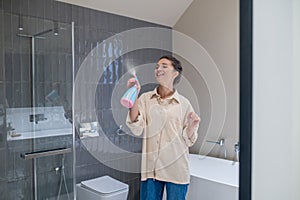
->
xmin=292 ymin=1 xmax=300 ymax=199
xmin=253 ymin=0 xmax=300 ymax=199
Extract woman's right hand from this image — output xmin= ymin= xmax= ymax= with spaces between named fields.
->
xmin=127 ymin=77 xmax=141 ymax=93
xmin=127 ymin=76 xmax=140 ymax=121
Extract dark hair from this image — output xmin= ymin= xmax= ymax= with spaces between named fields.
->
xmin=158 ymin=55 xmax=183 ymax=84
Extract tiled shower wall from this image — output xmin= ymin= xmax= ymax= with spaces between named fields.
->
xmin=0 ymin=0 xmax=172 ymax=199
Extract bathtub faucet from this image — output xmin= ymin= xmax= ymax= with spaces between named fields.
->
xmin=234 ymin=142 xmax=240 ymax=162
xmin=29 ymin=113 xmax=47 ymax=124
xmin=206 ymin=138 xmax=227 ymax=158
xmin=6 ymin=122 xmax=15 ymax=135
xmin=206 ymin=138 xmax=227 ymax=159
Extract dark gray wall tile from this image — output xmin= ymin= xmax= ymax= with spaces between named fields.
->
xmin=4 ymin=13 xmax=12 ymax=49
xmin=28 ymin=0 xmax=45 ymax=18
xmin=11 ymin=14 xmax=21 ymax=50
xmin=4 ymin=50 xmax=12 ymax=81
xmin=19 ymin=0 xmax=29 ymax=16
xmin=5 ymin=82 xmax=12 ymax=107
xmin=11 ymin=0 xmax=20 ymax=14
xmin=75 ymin=142 xmax=100 ymax=167
xmin=8 ymin=176 xmax=33 ymax=200
xmin=0 ymin=46 xmax=3 ymax=81
xmin=0 ymin=10 xmax=3 ymax=47
xmin=3 ymin=0 xmax=11 ymax=13
xmin=0 ymin=180 xmax=8 ymax=200
xmin=44 ymin=0 xmax=53 ymax=20
xmin=20 ymin=52 xmax=30 ymax=82
xmin=0 ymin=0 xmax=3 ymax=10
xmin=0 ymin=149 xmax=6 ymax=179
xmin=71 ymin=5 xmax=79 ymax=25
xmin=57 ymin=2 xmax=72 ymax=23
xmin=21 ymin=83 xmax=30 ymax=107
xmin=13 ymin=82 xmax=21 ymax=106
xmin=12 ymin=52 xmax=21 ymax=81
xmin=126 ymin=177 xmax=140 ymax=200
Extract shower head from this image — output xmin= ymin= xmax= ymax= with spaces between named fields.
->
xmin=18 ymin=15 xmax=23 ymax=31
xmin=53 ymin=22 xmax=59 ymax=36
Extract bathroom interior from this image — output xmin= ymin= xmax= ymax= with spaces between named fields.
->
xmin=0 ymin=0 xmax=241 ymax=199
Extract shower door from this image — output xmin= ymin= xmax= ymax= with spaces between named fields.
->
xmin=4 ymin=14 xmax=74 ymax=200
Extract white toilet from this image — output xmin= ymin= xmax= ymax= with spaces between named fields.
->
xmin=76 ymin=175 xmax=129 ymax=200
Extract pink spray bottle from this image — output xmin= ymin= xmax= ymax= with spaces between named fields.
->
xmin=120 ymin=74 xmax=139 ymax=108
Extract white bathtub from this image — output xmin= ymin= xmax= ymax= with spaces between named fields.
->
xmin=187 ymin=154 xmax=239 ymax=200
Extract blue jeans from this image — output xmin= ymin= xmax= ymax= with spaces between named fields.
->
xmin=140 ymin=179 xmax=189 ymax=200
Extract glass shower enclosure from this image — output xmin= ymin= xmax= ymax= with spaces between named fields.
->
xmin=1 ymin=12 xmax=74 ymax=200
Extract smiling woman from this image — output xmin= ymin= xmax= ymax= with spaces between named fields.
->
xmin=126 ymin=55 xmax=200 ymax=200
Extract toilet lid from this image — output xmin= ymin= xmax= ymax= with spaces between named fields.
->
xmin=81 ymin=175 xmax=129 ymax=194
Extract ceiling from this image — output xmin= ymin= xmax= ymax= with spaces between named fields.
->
xmin=57 ymin=0 xmax=194 ymax=27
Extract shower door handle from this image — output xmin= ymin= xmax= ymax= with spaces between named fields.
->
xmin=20 ymin=147 xmax=72 ymax=160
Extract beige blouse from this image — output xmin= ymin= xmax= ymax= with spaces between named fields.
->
xmin=126 ymin=88 xmax=198 ymax=184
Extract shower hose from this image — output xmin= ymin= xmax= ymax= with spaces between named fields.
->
xmin=57 ymin=154 xmax=70 ymax=200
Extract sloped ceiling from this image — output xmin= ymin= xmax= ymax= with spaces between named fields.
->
xmin=57 ymin=0 xmax=194 ymax=27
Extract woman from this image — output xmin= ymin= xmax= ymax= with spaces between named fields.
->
xmin=126 ymin=55 xmax=200 ymax=200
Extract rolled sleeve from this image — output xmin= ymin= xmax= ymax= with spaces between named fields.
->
xmin=126 ymin=112 xmax=144 ymax=136
xmin=182 ymin=126 xmax=198 ymax=147
xmin=125 ymin=94 xmax=146 ymax=136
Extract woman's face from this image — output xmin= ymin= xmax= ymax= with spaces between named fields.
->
xmin=154 ymin=58 xmax=179 ymax=87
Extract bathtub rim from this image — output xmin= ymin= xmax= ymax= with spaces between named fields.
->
xmin=189 ymin=153 xmax=239 ymax=188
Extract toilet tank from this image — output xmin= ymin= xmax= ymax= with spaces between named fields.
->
xmin=77 ymin=176 xmax=129 ymax=200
